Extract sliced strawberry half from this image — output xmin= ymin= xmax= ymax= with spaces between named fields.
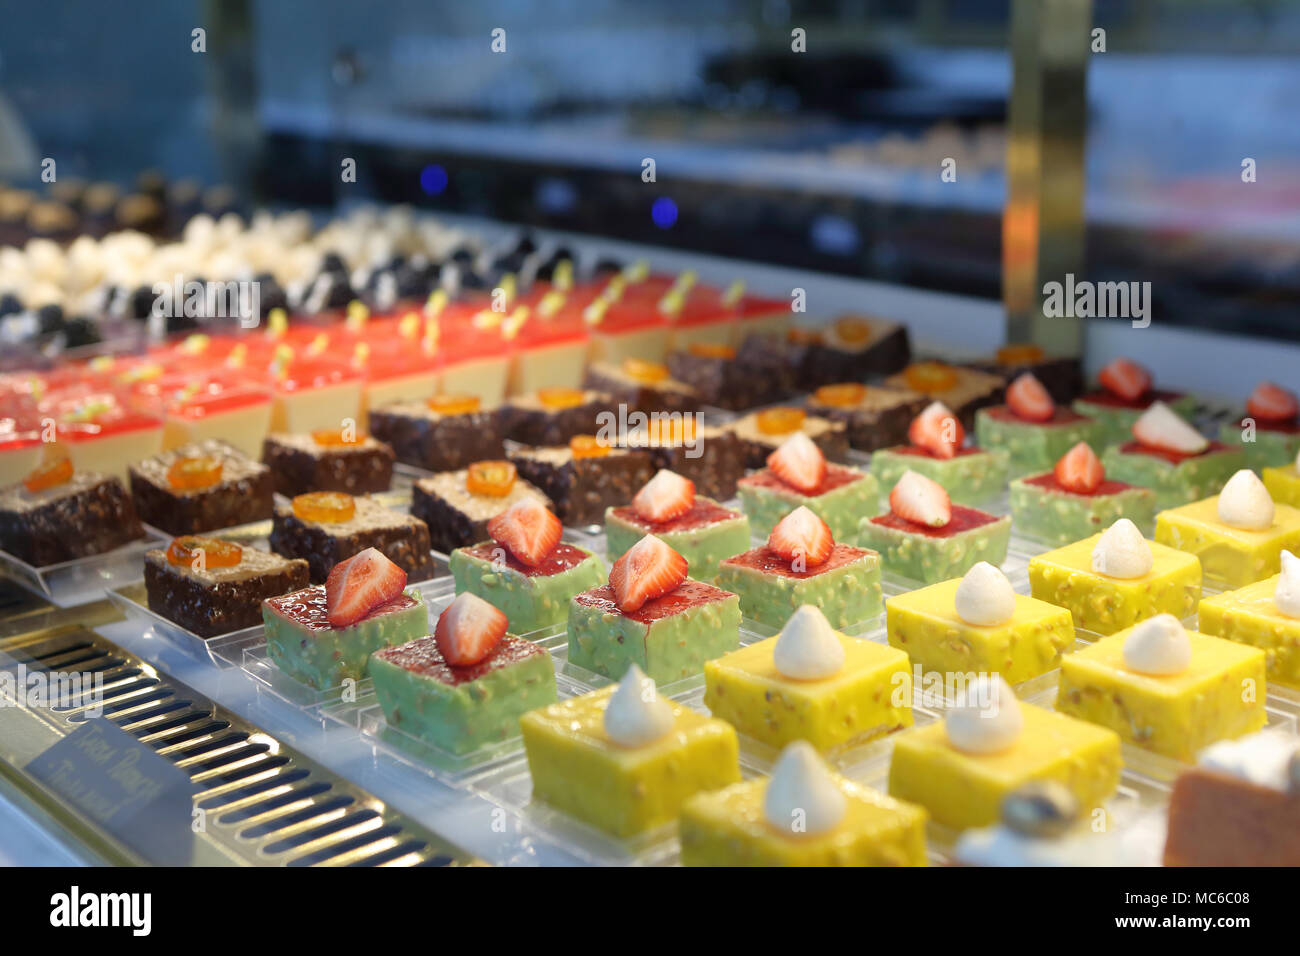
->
xmin=1132 ymin=401 xmax=1208 ymax=454
xmin=908 ymin=401 xmax=964 ymax=459
xmin=632 ymin=469 xmax=695 ymax=523
xmin=608 ymin=534 xmax=688 ymax=613
xmin=1006 ymin=372 xmax=1055 ymax=422
xmin=889 ymin=470 xmax=951 ymax=528
xmin=325 ymin=547 xmax=407 ymax=626
xmin=1247 ymin=382 xmax=1298 ymax=423
xmin=1098 ymin=358 xmax=1152 ymax=402
xmin=435 ymin=591 xmax=508 ymax=666
xmin=487 ymin=497 xmax=562 ymax=566
xmin=1054 ymin=441 xmax=1104 ymax=494
xmin=766 ymin=431 xmax=826 ymax=494
xmin=768 ymin=505 xmax=834 ymax=568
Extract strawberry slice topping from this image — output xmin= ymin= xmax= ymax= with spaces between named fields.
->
xmin=632 ymin=469 xmax=695 ymax=523
xmin=768 ymin=505 xmax=834 ymax=569
xmin=1131 ymin=401 xmax=1208 ymax=454
xmin=1098 ymin=358 xmax=1152 ymax=402
xmin=435 ymin=591 xmax=508 ymax=666
xmin=1247 ymin=382 xmax=1298 ymax=423
xmin=1005 ymin=372 xmax=1055 ymax=422
xmin=487 ymin=497 xmax=562 ymax=566
xmin=767 ymin=431 xmax=826 ymax=494
xmin=908 ymin=401 xmax=964 ymax=459
xmin=325 ymin=547 xmax=408 ymax=626
xmin=1054 ymin=441 xmax=1104 ymax=494
xmin=888 ymin=470 xmax=952 ymax=528
xmin=608 ymin=534 xmax=688 ymax=613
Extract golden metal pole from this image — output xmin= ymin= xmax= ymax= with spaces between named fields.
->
xmin=1003 ymin=0 xmax=1092 ymax=352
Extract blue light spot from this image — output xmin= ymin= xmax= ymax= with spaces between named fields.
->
xmin=651 ymin=197 xmax=678 ymax=229
xmin=420 ymin=164 xmax=449 ymax=196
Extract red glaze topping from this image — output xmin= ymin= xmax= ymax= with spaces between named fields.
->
xmin=870 ymin=504 xmax=1001 ymax=539
xmin=573 ymin=578 xmax=731 ymax=625
xmin=1023 ymin=473 xmax=1134 ymax=497
xmin=891 ymin=444 xmax=984 ymax=460
xmin=739 ymin=462 xmax=865 ymax=498
xmin=373 ymin=634 xmax=544 ymax=687
xmin=265 ymin=586 xmax=418 ymax=630
xmin=609 ymin=499 xmax=739 ymax=534
xmin=984 ymin=405 xmax=1089 ymax=426
xmin=1234 ymin=415 xmax=1300 ymax=435
xmin=1077 ymin=388 xmax=1184 ymax=411
xmin=1120 ymin=439 xmax=1229 ymax=465
xmin=461 ymin=541 xmax=593 ymax=577
xmin=721 ymin=543 xmax=869 ymax=580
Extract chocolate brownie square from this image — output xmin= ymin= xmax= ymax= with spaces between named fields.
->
xmin=667 ymin=341 xmax=793 ymax=411
xmin=582 ymin=360 xmax=699 ymax=414
xmin=129 ymin=440 xmax=274 ymax=535
xmin=368 ymin=401 xmax=505 ymax=473
xmin=0 ymin=471 xmax=145 ymax=566
xmin=626 ymin=424 xmax=747 ymax=500
xmin=967 ymin=353 xmax=1085 ymax=405
xmin=144 ymin=543 xmax=309 ymax=637
xmin=261 ymin=432 xmax=394 ymax=497
xmin=727 ymin=411 xmax=850 ymax=469
xmin=508 ymin=445 xmax=653 ymax=526
xmin=410 ymin=468 xmax=551 ymax=555
xmin=800 ymin=316 xmax=912 ymax=389
xmin=269 ymin=494 xmax=436 ymax=583
xmin=500 ymin=389 xmax=613 ymax=446
xmin=806 ymin=384 xmax=929 ymax=452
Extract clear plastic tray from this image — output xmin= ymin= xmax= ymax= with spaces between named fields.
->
xmin=0 ymin=524 xmax=170 ymax=607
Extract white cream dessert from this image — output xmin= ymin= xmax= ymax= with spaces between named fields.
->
xmin=954 ymin=561 xmax=1016 ymax=626
xmin=1091 ymin=518 xmax=1154 ymax=578
xmin=945 ymin=674 xmax=1023 ymax=754
xmin=1122 ymin=614 xmax=1192 ymax=675
xmin=1217 ymin=469 xmax=1275 ymax=531
xmin=603 ymin=664 xmax=675 ymax=748
xmin=772 ymin=605 xmax=845 ymax=680
xmin=1276 ymin=550 xmax=1300 ymax=619
xmin=763 ymin=741 xmax=847 ymax=837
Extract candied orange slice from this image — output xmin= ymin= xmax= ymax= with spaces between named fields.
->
xmin=688 ymin=343 xmax=736 ymax=360
xmin=570 ymin=435 xmax=611 ymax=459
xmin=814 ymin=383 xmax=867 ymax=407
xmin=167 ymin=456 xmax=223 ymax=491
xmin=427 ymin=394 xmax=481 ymax=416
xmin=312 ymin=428 xmax=365 ymax=446
xmin=756 ymin=407 xmax=806 ymax=436
xmin=166 ymin=535 xmax=242 ymax=568
xmin=537 ymin=387 xmax=587 ymax=410
xmin=466 ymin=460 xmax=517 ymax=497
xmin=833 ymin=316 xmax=875 ymax=345
xmin=903 ymin=361 xmax=959 ymax=394
xmin=645 ymin=416 xmax=698 ymax=445
xmin=996 ymin=344 xmax=1045 ymax=366
xmin=622 ymin=358 xmax=669 ymax=384
xmin=292 ymin=491 xmax=356 ymax=523
xmin=23 ymin=457 xmax=73 ymax=493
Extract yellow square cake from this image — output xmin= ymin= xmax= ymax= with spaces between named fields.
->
xmin=1028 ymin=533 xmax=1201 ymax=635
xmin=703 ymin=632 xmax=912 ymax=753
xmin=886 ymin=577 xmax=1076 ymax=685
xmin=1155 ymin=495 xmax=1300 ymax=588
xmin=1057 ymin=628 xmax=1267 ymax=761
xmin=1199 ymin=576 xmax=1300 ymax=690
xmin=520 ymin=685 xmax=740 ymax=838
xmin=1263 ymin=464 xmax=1300 ymax=508
xmin=680 ymin=774 xmax=928 ymax=866
xmin=887 ymin=702 xmax=1122 ymax=830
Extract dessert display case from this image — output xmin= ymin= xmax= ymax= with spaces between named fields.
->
xmin=1 ymin=0 xmax=1299 ymax=886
